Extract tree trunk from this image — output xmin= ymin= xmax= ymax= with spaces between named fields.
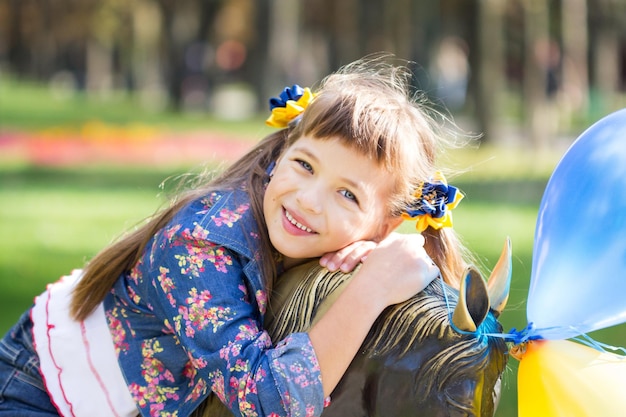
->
xmin=521 ymin=0 xmax=551 ymax=149
xmin=474 ymin=0 xmax=505 ymax=144
xmin=561 ymin=0 xmax=589 ymax=115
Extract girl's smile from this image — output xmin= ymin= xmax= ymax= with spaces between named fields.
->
xmin=284 ymin=209 xmax=316 ymax=234
xmin=263 ymin=135 xmax=400 ymax=266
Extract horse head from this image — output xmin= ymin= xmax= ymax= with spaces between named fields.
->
xmin=197 ymin=239 xmax=511 ymax=416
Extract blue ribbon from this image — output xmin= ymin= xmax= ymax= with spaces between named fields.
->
xmin=269 ymin=85 xmax=305 ymax=110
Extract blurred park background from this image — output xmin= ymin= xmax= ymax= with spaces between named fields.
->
xmin=1 ymin=1 xmax=626 ymax=416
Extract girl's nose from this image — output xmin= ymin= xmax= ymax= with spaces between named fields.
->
xmin=296 ymin=187 xmax=323 ymax=214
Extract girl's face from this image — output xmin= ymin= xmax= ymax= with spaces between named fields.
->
xmin=263 ymin=135 xmax=402 ymax=266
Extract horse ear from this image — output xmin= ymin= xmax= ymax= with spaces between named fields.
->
xmin=451 ymin=267 xmax=490 ymax=332
xmin=487 ymin=238 xmax=512 ymax=317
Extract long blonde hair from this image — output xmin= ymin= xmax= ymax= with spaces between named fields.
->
xmin=71 ymin=57 xmax=469 ymax=321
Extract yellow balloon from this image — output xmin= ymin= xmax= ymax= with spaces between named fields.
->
xmin=517 ymin=339 xmax=626 ymax=416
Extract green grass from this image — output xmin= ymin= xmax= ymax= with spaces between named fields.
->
xmin=0 ymin=75 xmax=267 ymax=137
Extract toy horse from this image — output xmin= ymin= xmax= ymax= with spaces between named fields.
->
xmin=195 ymin=240 xmax=511 ymax=417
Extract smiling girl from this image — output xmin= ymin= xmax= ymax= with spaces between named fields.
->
xmin=0 ymin=57 xmax=468 ymax=417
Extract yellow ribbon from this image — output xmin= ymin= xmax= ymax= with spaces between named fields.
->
xmin=265 ymin=88 xmax=317 ymax=128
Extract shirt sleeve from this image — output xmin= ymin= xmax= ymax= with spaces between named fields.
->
xmin=146 ymin=219 xmax=326 ymax=417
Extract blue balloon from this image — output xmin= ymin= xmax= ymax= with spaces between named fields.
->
xmin=527 ymin=108 xmax=626 ymax=340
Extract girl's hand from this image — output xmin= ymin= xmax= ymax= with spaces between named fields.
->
xmin=319 ymin=240 xmax=378 ymax=273
xmin=355 ymin=233 xmax=439 ymax=307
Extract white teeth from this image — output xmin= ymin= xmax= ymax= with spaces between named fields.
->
xmin=285 ymin=210 xmax=313 ymax=233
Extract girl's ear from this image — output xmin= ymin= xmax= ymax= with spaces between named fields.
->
xmin=376 ymin=216 xmax=404 ymax=241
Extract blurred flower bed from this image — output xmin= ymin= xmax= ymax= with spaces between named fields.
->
xmin=0 ymin=121 xmax=254 ymax=167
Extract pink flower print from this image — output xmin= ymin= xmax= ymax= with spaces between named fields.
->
xmin=175 ymin=253 xmax=204 ymax=278
xmin=182 ymin=359 xmax=198 ymax=383
xmin=163 ymin=224 xmax=182 ymax=242
xmin=202 ymin=246 xmax=233 ymax=273
xmin=244 ymin=374 xmax=258 ymax=395
xmin=185 ymin=353 xmax=208 ymax=371
xmin=232 ymin=358 xmax=250 ymax=373
xmin=186 ymin=377 xmax=207 ymax=402
xmin=235 ymin=322 xmax=258 ymax=342
xmin=185 ymin=287 xmax=212 ymax=306
xmin=128 ymin=260 xmax=143 ymax=285
xmin=106 ymin=309 xmax=130 ymax=354
xmin=237 ymin=399 xmax=256 ymax=415
xmin=162 ymin=319 xmax=175 ymax=335
xmin=294 ymin=372 xmax=311 ymax=389
xmin=157 ymin=266 xmax=177 ymax=307
xmin=148 ymin=403 xmax=164 ymax=417
xmin=128 ymin=383 xmax=148 ymax=407
xmin=177 ymin=288 xmax=234 ymax=336
xmin=253 ymin=367 xmax=268 ymax=384
xmin=238 ymin=284 xmax=249 ymax=300
xmin=190 ymin=223 xmax=210 ymax=240
xmin=290 ymin=362 xmax=305 ymax=375
xmin=172 ymin=314 xmax=183 ymax=335
xmin=126 ymin=283 xmax=142 ymax=305
xmin=235 ymin=203 xmax=249 ymax=215
xmin=208 ymin=369 xmax=227 ymax=403
xmin=255 ymin=289 xmax=268 ymax=315
xmin=219 ymin=342 xmax=242 ymax=362
xmin=235 ymin=377 xmax=258 ymax=415
xmin=132 ymin=340 xmax=180 ymax=412
xmin=175 ymin=241 xmax=233 ymax=277
xmin=211 ymin=203 xmax=250 ymax=227
xmin=196 ymin=195 xmax=217 ymax=215
xmin=253 ymin=332 xmax=272 ymax=350
xmin=141 ymin=355 xmax=166 ymax=381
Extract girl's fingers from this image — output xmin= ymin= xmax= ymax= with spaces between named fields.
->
xmin=319 ymin=241 xmax=378 ymax=272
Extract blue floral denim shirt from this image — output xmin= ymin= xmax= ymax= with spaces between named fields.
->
xmin=103 ymin=189 xmax=325 ymax=417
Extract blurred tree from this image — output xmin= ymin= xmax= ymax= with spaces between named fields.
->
xmin=6 ymin=0 xmax=29 ymax=76
xmin=473 ymin=0 xmax=505 ymax=144
xmin=2 ymin=0 xmax=626 ymax=146
xmin=588 ymin=0 xmax=626 ymax=115
xmin=155 ymin=0 xmax=221 ymax=110
xmin=561 ymin=0 xmax=588 ymax=117
xmin=522 ymin=0 xmax=551 ymax=149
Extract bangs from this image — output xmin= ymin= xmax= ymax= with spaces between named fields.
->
xmin=288 ymin=77 xmax=438 ymax=213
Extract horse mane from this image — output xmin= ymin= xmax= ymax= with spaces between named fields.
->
xmin=266 ymin=264 xmax=353 ymax=339
xmin=365 ymin=278 xmax=506 ymax=403
xmin=266 ymin=263 xmax=507 ymax=412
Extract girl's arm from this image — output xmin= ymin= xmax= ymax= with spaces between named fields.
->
xmin=308 ymin=233 xmax=439 ymax=396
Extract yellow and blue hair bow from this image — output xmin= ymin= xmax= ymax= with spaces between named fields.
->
xmin=402 ymin=172 xmax=464 ymax=232
xmin=266 ymin=84 xmax=317 ymax=128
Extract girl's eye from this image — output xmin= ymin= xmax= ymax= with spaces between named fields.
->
xmin=297 ymin=159 xmax=313 ymax=173
xmin=340 ymin=189 xmax=359 ymax=204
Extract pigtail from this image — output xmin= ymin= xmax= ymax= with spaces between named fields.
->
xmin=422 ymin=226 xmax=471 ymax=290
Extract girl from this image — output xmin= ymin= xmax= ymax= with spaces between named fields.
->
xmin=0 ymin=58 xmax=469 ymax=417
